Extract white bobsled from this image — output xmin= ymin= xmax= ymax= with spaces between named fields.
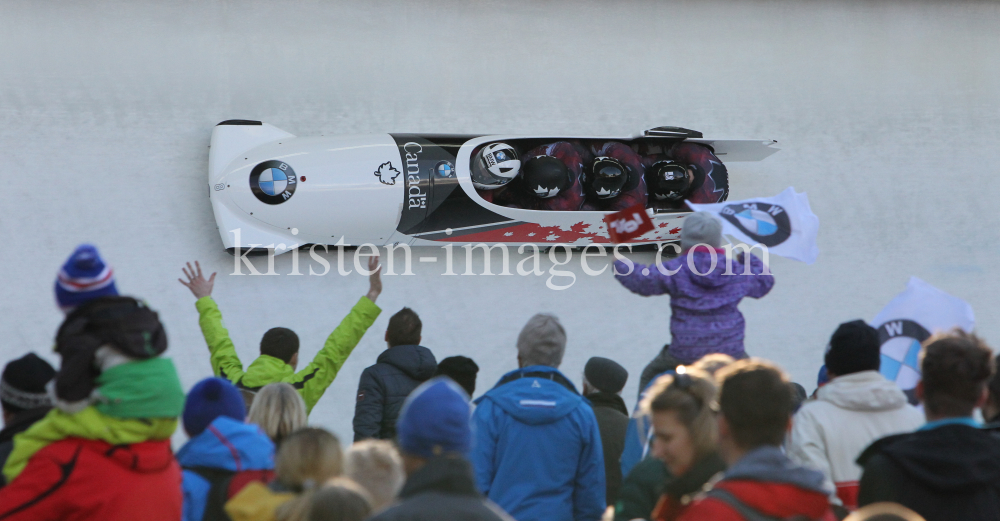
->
xmin=207 ymin=121 xmax=779 ymax=255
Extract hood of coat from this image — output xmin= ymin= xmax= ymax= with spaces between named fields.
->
xmin=378 ymin=345 xmax=438 ymax=380
xmin=399 ymin=456 xmax=480 ymax=499
xmin=480 ymin=366 xmax=583 ymax=426
xmin=818 ymin=370 xmax=909 ymax=412
xmin=873 ymin=424 xmax=1000 ymax=492
xmin=177 ymin=416 xmax=274 ymax=471
xmin=724 ymin=445 xmax=828 ymax=495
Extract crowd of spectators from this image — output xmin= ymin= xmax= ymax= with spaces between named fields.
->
xmin=1 ymin=224 xmax=998 ymax=521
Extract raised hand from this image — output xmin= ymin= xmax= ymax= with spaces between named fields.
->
xmin=366 ymin=254 xmax=382 ymax=303
xmin=179 ymin=261 xmax=216 ymax=299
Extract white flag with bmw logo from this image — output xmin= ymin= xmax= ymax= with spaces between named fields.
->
xmin=870 ymin=277 xmax=975 ymax=390
xmin=687 ymin=187 xmax=820 ymax=264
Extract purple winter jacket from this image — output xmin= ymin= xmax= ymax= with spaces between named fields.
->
xmin=614 ymin=249 xmax=774 ymax=363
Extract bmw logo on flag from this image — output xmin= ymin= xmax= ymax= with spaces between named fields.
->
xmin=876 ymin=319 xmax=930 ymax=390
xmin=435 ymin=160 xmax=456 ymax=178
xmin=720 ymin=202 xmax=791 ymax=247
xmin=250 ymin=160 xmax=298 ymax=205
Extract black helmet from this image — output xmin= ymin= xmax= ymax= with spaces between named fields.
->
xmin=585 ymin=156 xmax=628 ymax=200
xmin=649 ymin=160 xmax=690 ymax=201
xmin=522 ymin=156 xmax=571 ymax=199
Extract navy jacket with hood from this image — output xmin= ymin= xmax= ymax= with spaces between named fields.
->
xmin=353 ymin=344 xmax=437 ymax=442
xmin=471 ymin=365 xmax=606 ymax=521
xmin=858 ymin=423 xmax=1000 ymax=521
xmin=176 ymin=416 xmax=275 ymax=521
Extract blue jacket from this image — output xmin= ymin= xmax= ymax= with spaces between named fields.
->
xmin=620 ymin=371 xmax=673 ymax=479
xmin=176 ymin=416 xmax=275 ymax=521
xmin=471 ymin=366 xmax=606 ymax=521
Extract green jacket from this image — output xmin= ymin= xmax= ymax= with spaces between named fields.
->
xmin=195 ymin=296 xmax=381 ymax=414
xmin=615 ymin=457 xmax=669 ymax=521
xmin=3 ymin=356 xmax=184 ymax=483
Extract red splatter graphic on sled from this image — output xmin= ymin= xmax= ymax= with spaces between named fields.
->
xmin=435 ymin=220 xmax=679 ymax=244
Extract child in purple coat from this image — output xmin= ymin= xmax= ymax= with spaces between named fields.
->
xmin=614 ymin=212 xmax=774 ymax=363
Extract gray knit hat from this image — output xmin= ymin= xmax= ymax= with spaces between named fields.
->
xmin=516 ymin=314 xmax=567 ymax=368
xmin=681 ymin=212 xmax=723 ymax=251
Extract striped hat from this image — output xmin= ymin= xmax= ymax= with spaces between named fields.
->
xmin=55 ymin=244 xmax=118 ymax=310
xmin=1 ymin=353 xmax=55 ymax=412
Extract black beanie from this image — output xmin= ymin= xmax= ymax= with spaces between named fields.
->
xmin=435 ymin=356 xmax=479 ymax=397
xmin=1 ymin=353 xmax=56 ymax=412
xmin=824 ymin=320 xmax=881 ymax=377
xmin=260 ymin=327 xmax=300 ymax=364
xmin=584 ymin=357 xmax=629 ymax=394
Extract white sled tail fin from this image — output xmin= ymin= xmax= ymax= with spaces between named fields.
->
xmin=685 ymin=139 xmax=780 ymax=162
xmin=209 ymin=120 xmax=296 ymax=183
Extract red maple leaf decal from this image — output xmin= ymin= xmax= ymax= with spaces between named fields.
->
xmin=658 ymin=222 xmax=668 ymax=228
xmin=669 ymin=227 xmax=681 ymax=235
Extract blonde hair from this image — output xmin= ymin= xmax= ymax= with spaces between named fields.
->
xmin=276 ymin=427 xmax=343 ymax=492
xmin=343 ymin=440 xmax=405 ymax=511
xmin=248 ymin=382 xmax=307 ymax=446
xmin=640 ymin=369 xmax=718 ymax=461
xmin=688 ymin=353 xmax=736 ymax=379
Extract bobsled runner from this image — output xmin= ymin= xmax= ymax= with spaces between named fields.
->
xmin=207 ymin=121 xmax=779 ymax=255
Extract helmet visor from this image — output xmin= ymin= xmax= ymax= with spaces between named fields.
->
xmin=652 ymin=160 xmax=690 ymax=199
xmin=472 ymin=157 xmax=512 ymax=189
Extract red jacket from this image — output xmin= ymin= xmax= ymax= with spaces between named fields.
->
xmin=0 ymin=438 xmax=181 ymax=521
xmin=676 ymin=481 xmax=836 ymax=521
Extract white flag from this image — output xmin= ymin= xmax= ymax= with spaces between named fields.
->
xmin=870 ymin=277 xmax=975 ymax=390
xmin=687 ymin=187 xmax=820 ymax=264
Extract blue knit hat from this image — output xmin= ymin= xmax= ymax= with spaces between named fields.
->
xmin=817 ymin=365 xmax=830 ymax=387
xmin=396 ymin=377 xmax=471 ymax=458
xmin=183 ymin=377 xmax=247 ymax=437
xmin=55 ymin=244 xmax=118 ymax=310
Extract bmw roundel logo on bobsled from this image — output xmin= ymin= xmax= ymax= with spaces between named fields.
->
xmin=435 ymin=160 xmax=455 ymax=178
xmin=207 ymin=120 xmax=779 ymax=255
xmin=250 ymin=160 xmax=297 ymax=204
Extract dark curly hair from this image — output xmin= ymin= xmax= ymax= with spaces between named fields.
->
xmin=920 ymin=330 xmax=994 ymax=418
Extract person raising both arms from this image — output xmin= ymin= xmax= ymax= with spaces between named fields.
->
xmin=179 ymin=256 xmax=383 ymax=414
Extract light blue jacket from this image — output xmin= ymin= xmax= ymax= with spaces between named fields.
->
xmin=471 ymin=366 xmax=605 ymax=521
xmin=176 ymin=416 xmax=275 ymax=521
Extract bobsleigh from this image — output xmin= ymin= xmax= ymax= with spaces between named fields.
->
xmin=207 ymin=121 xmax=779 ymax=254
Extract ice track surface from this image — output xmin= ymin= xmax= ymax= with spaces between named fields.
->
xmin=1 ymin=0 xmax=999 ymax=444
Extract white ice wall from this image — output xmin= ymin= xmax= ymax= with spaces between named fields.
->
xmin=1 ymin=0 xmax=999 ymax=444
